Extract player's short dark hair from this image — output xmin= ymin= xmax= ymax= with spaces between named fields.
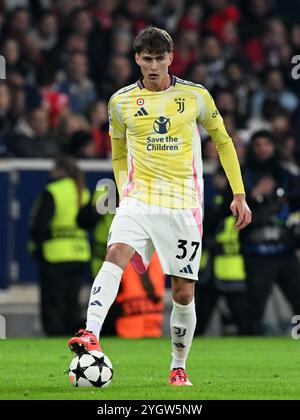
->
xmin=133 ymin=26 xmax=173 ymax=54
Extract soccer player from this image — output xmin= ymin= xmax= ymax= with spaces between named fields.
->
xmin=68 ymin=27 xmax=252 ymax=386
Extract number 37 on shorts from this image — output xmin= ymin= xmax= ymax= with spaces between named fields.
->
xmin=176 ymin=240 xmax=200 ymax=261
xmin=174 ymin=239 xmax=201 ymax=278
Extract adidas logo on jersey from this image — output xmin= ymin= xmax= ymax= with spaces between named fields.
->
xmin=179 ymin=264 xmax=193 ymax=274
xmin=134 ymin=107 xmax=148 ymax=116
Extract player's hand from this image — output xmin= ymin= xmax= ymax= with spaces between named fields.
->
xmin=230 ymin=194 xmax=252 ymax=231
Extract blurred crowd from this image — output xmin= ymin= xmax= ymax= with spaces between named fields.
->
xmin=0 ymin=0 xmax=299 ymax=167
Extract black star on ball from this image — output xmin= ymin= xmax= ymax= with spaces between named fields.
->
xmin=72 ymin=360 xmax=88 ymax=382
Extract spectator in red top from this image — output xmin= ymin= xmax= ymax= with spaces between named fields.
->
xmin=37 ymin=69 xmax=69 ymax=129
xmin=206 ymin=0 xmax=240 ymax=39
xmin=239 ymin=0 xmax=273 ymax=71
xmin=92 ymin=0 xmax=118 ymax=31
xmin=169 ymin=29 xmax=199 ymax=77
xmin=178 ymin=1 xmax=203 ymax=33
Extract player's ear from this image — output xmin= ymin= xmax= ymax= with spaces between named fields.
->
xmin=135 ymin=53 xmax=141 ymax=66
xmin=168 ymin=52 xmax=174 ymax=66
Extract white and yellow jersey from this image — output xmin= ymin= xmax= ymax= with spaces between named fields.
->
xmin=109 ymin=75 xmax=244 ymax=209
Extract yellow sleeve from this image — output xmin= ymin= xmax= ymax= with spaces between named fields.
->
xmin=198 ymin=89 xmax=245 ymax=195
xmin=111 ymin=136 xmax=128 ymax=199
xmin=108 ymin=95 xmax=128 ymax=198
xmin=108 ymin=94 xmax=126 ymax=138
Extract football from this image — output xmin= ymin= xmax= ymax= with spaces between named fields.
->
xmin=68 ymin=350 xmax=113 ymax=388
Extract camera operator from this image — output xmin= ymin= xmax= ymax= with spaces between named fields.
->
xmin=241 ymin=130 xmax=300 ymax=335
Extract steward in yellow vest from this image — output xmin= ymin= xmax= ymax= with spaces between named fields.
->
xmin=42 ymin=177 xmax=91 ymax=263
xmin=214 ymin=213 xmax=246 ymax=292
xmin=29 ymin=157 xmax=91 ymax=336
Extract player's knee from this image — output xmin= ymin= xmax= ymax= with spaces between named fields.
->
xmin=173 ymin=290 xmax=194 ymax=306
xmin=105 ymin=244 xmax=133 ymax=270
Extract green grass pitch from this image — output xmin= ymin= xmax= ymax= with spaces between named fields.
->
xmin=0 ymin=337 xmax=299 ymax=400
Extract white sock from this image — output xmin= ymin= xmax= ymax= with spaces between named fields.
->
xmin=86 ymin=261 xmax=123 ymax=339
xmin=170 ymin=298 xmax=196 ymax=370
xmin=86 ymin=320 xmax=101 ymax=338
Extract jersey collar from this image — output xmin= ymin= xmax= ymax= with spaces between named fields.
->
xmin=138 ymin=74 xmax=177 ymax=90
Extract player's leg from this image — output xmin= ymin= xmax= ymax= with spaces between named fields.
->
xmin=169 ymin=276 xmax=196 ymax=386
xmin=149 ymin=208 xmax=201 ymax=385
xmin=85 ymin=243 xmax=135 ymax=337
xmin=69 ymin=200 xmax=151 ymax=353
xmin=68 ymin=243 xmax=134 ymax=353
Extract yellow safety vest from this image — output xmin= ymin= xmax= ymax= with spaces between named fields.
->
xmin=43 ymin=178 xmax=91 ymax=263
xmin=214 ymin=216 xmax=246 ymax=282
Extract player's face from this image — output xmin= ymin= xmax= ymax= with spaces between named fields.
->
xmin=135 ymin=51 xmax=173 ymax=84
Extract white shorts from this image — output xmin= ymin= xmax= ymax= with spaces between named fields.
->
xmin=107 ymin=197 xmax=202 ymax=280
